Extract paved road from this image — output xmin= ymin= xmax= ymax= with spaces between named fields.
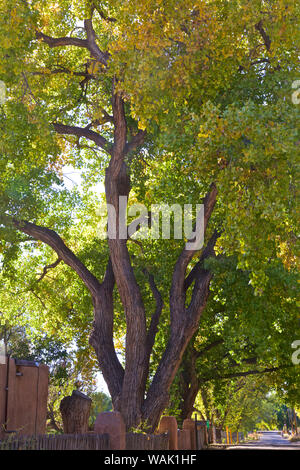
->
xmin=228 ymin=431 xmax=300 ymax=450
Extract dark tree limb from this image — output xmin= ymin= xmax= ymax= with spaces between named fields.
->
xmin=1 ymin=213 xmax=124 ymax=407
xmin=184 ymin=229 xmax=220 ymax=292
xmin=1 ymin=216 xmax=102 ymax=298
xmin=32 ymin=67 xmax=95 ymax=79
xmin=89 ymin=257 xmax=125 ymax=409
xmin=255 ymin=20 xmax=271 ymax=51
xmin=199 ymin=365 xmax=286 ymax=384
xmin=36 ymin=19 xmax=109 ymax=67
xmin=93 ymin=5 xmax=117 ymax=23
xmin=53 ymin=123 xmax=112 ymax=153
xmin=36 ymin=257 xmax=62 ymax=283
xmin=110 ymin=91 xmax=128 ymax=175
xmin=84 ymin=19 xmax=110 ymax=66
xmin=143 ymin=269 xmax=164 ymax=359
xmin=170 ymin=183 xmax=218 ymax=323
xmin=36 ymin=31 xmax=89 ymax=49
xmin=195 ymin=339 xmax=224 ymax=358
xmin=142 ymin=185 xmax=218 ymax=430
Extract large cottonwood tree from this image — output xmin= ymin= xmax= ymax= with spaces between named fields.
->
xmin=0 ymin=0 xmax=298 ymax=429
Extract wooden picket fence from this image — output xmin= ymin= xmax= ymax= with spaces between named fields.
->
xmin=0 ymin=433 xmax=110 ymax=450
xmin=0 ymin=432 xmax=169 ymax=450
xmin=126 ymin=432 xmax=169 ymax=450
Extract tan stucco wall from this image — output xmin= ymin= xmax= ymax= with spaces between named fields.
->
xmin=0 ymin=361 xmax=6 ymax=438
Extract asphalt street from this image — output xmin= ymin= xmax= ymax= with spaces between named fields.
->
xmin=227 ymin=431 xmax=300 ymax=450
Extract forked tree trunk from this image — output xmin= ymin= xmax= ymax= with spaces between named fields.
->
xmin=60 ymin=390 xmax=92 ymax=434
xmin=8 ymin=83 xmax=219 ymax=431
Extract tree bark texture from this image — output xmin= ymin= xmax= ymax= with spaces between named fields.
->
xmin=60 ymin=390 xmax=92 ymax=434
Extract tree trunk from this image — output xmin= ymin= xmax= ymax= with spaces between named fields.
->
xmin=178 ymin=347 xmax=200 ymax=423
xmin=60 ymin=390 xmax=92 ymax=434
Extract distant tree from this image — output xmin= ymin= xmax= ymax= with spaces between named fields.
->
xmin=89 ymin=391 xmax=112 ymax=428
xmin=193 ymin=376 xmax=282 ymax=433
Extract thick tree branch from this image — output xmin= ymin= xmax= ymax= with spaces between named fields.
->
xmin=125 ymin=130 xmax=147 ymax=155
xmin=36 ymin=31 xmax=89 ymax=49
xmin=170 ymin=183 xmax=218 ymax=321
xmin=84 ymin=19 xmax=110 ymax=66
xmin=142 ymin=184 xmax=218 ymax=428
xmin=89 ymin=257 xmax=125 ymax=408
xmin=255 ymin=20 xmax=271 ymax=51
xmin=2 ymin=212 xmax=124 ymax=404
xmin=110 ymin=91 xmax=128 ymax=176
xmin=1 ymin=215 xmax=102 ymax=298
xmin=53 ymin=122 xmax=112 ymax=153
xmin=184 ymin=229 xmax=220 ymax=292
xmin=36 ymin=20 xmax=109 ymax=66
xmin=36 ymin=257 xmax=62 ymax=283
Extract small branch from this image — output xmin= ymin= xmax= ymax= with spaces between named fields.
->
xmin=36 ymin=257 xmax=62 ymax=283
xmin=195 ymin=339 xmax=224 ymax=358
xmin=199 ymin=365 xmax=288 ymax=384
xmin=30 ymin=289 xmax=48 ymax=310
xmin=32 ymin=67 xmax=94 ymax=79
xmin=251 ymin=58 xmax=270 ymax=66
xmin=93 ymin=5 xmax=117 ymax=23
xmin=125 ymin=130 xmax=147 ymax=155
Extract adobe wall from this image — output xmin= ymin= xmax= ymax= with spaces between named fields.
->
xmin=0 ymin=357 xmax=49 ymax=438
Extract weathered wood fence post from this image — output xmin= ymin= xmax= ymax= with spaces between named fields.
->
xmin=182 ymin=418 xmax=196 ymax=450
xmin=159 ymin=416 xmax=178 ymax=450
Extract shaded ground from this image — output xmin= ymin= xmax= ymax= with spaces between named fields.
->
xmin=227 ymin=431 xmax=300 ymax=450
